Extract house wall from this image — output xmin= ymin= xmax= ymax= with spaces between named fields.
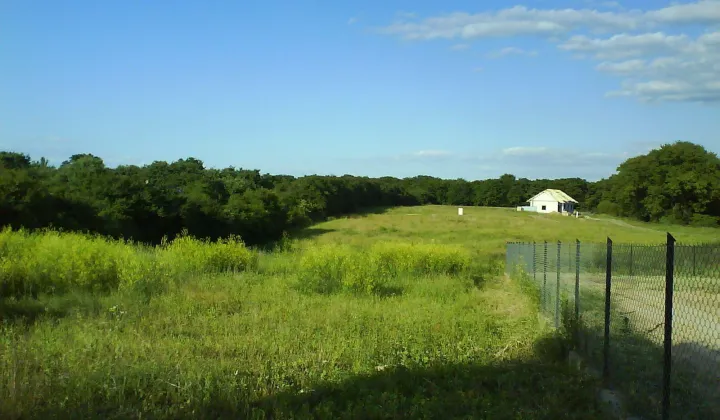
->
xmin=530 ymin=199 xmax=559 ymax=213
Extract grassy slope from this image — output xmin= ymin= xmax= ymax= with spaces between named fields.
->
xmin=306 ymin=206 xmax=719 ymax=254
xmin=3 ymin=206 xmax=716 ymax=419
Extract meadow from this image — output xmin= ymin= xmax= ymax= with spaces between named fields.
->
xmin=2 ymin=206 xmax=718 ymax=419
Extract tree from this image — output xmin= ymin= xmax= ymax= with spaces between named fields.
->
xmin=0 ymin=152 xmax=31 ymax=169
xmin=605 ymin=141 xmax=720 ymax=224
xmin=1 ymin=141 xmax=717 ymax=246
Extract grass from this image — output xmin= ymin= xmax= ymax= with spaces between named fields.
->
xmin=303 ymin=206 xmax=720 ymax=257
xmin=0 ymin=228 xmax=257 ymax=298
xmin=2 ymin=205 xmax=718 ymax=419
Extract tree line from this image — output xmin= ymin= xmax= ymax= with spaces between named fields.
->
xmin=1 ymin=141 xmax=718 ymax=245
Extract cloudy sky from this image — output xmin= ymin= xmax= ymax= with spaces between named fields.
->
xmin=1 ymin=0 xmax=719 ymax=181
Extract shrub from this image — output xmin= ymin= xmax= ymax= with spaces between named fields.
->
xmin=296 ymin=245 xmax=361 ymax=294
xmin=689 ymin=214 xmax=719 ymax=228
xmin=0 ymin=228 xmax=257 ymax=298
xmin=295 ymin=242 xmax=472 ymax=296
xmin=369 ymin=242 xmax=470 ymax=277
xmin=159 ymin=231 xmax=258 ymax=280
xmin=659 ymin=214 xmax=687 ymax=225
xmin=596 ymin=200 xmax=621 ymax=216
xmin=0 ymin=228 xmax=125 ymax=296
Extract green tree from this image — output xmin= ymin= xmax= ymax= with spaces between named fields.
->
xmin=607 ymin=141 xmax=720 ymax=224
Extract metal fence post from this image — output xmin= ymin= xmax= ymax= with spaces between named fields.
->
xmin=629 ymin=244 xmax=634 ymax=277
xmin=692 ymin=245 xmax=696 ymax=277
xmin=556 ymin=241 xmax=561 ymax=328
xmin=603 ymin=237 xmax=613 ymax=385
xmin=662 ymin=233 xmax=676 ymax=420
xmin=543 ymin=241 xmax=548 ymax=313
xmin=575 ymin=239 xmax=580 ymax=349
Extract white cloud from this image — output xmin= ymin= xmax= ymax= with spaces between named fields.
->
xmin=645 ymin=0 xmax=720 ymax=25
xmin=472 ymin=66 xmax=484 ymax=72
xmin=450 ymin=43 xmax=470 ymax=51
xmin=500 ymin=146 xmax=626 ymax=163
xmin=377 ymin=2 xmax=720 ymax=40
xmin=583 ymin=0 xmax=624 ymax=10
xmin=559 ymin=32 xmax=692 ymax=59
xmin=601 ymin=1 xmax=623 ymax=10
xmin=413 ymin=150 xmax=453 ymax=157
xmin=375 ymin=1 xmax=720 ymax=103
xmin=501 ymin=146 xmax=550 ymax=156
xmin=570 ymin=31 xmax=720 ymax=102
xmin=341 ymin=145 xmax=667 ymax=180
xmin=492 ymin=146 xmax=630 ymax=169
xmin=607 ymin=78 xmax=720 ymax=103
xmin=396 ymin=11 xmax=418 ymax=19
xmin=596 ymin=59 xmax=646 ymax=73
xmin=486 ymin=46 xmax=539 ymax=58
xmin=376 ymin=6 xmax=641 ymax=40
xmin=407 ymin=146 xmax=628 ymax=167
xmin=348 ymin=17 xmax=358 ymax=25
xmin=417 ymin=146 xmax=630 ymax=179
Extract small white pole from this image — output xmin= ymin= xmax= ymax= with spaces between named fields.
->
xmin=458 ymin=207 xmax=464 ymax=216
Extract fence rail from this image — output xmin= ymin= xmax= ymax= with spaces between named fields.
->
xmin=506 ymin=236 xmax=720 ymax=420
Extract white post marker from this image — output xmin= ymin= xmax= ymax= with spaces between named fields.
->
xmin=458 ymin=207 xmax=464 ymax=216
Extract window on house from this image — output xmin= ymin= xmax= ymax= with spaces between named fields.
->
xmin=541 ymin=205 xmax=546 ymax=210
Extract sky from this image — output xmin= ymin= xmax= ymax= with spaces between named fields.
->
xmin=1 ymin=0 xmax=719 ymax=181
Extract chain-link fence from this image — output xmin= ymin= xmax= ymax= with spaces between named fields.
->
xmin=506 ymin=236 xmax=720 ymax=420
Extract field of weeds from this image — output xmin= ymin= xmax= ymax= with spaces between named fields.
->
xmin=5 ymin=205 xmax=711 ymax=419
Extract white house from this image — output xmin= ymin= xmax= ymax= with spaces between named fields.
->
xmin=519 ymin=189 xmax=578 ymax=215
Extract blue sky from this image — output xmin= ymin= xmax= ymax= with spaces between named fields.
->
xmin=1 ymin=0 xmax=719 ymax=181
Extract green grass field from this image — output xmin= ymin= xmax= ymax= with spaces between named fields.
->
xmin=310 ymin=206 xmax=719 ymax=254
xmin=1 ymin=206 xmax=718 ymax=419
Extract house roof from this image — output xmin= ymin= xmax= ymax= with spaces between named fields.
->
xmin=528 ymin=189 xmax=578 ymax=203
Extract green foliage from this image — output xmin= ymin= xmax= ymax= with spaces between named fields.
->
xmin=160 ymin=231 xmax=258 ymax=277
xmin=295 ymin=242 xmax=472 ymax=295
xmin=599 ymin=141 xmax=720 ymax=224
xmin=0 ymin=228 xmax=256 ymax=298
xmin=0 ymin=228 xmax=126 ymax=296
xmin=370 ymin=241 xmax=471 ymax=277
xmin=296 ymin=245 xmax=370 ymax=294
xmin=5 ymin=204 xmax=716 ymax=418
xmin=1 ymin=141 xmax=717 ymax=256
xmin=0 ymin=232 xmax=604 ymax=418
xmin=689 ymin=213 xmax=719 ymax=227
xmin=596 ymin=200 xmax=621 ymax=216
xmin=509 ymin=264 xmax=541 ymax=310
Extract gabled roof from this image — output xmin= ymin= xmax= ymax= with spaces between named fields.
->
xmin=528 ymin=189 xmax=578 ymax=203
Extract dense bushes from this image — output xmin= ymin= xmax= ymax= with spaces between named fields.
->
xmin=689 ymin=214 xmax=720 ymax=227
xmin=596 ymin=200 xmax=621 ymax=217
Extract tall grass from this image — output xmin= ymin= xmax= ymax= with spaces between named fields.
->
xmin=5 ymin=205 xmax=717 ymax=418
xmin=0 ymin=228 xmax=257 ymax=298
xmin=295 ymin=242 xmax=471 ymax=295
xmin=0 ymin=210 xmax=619 ymax=419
